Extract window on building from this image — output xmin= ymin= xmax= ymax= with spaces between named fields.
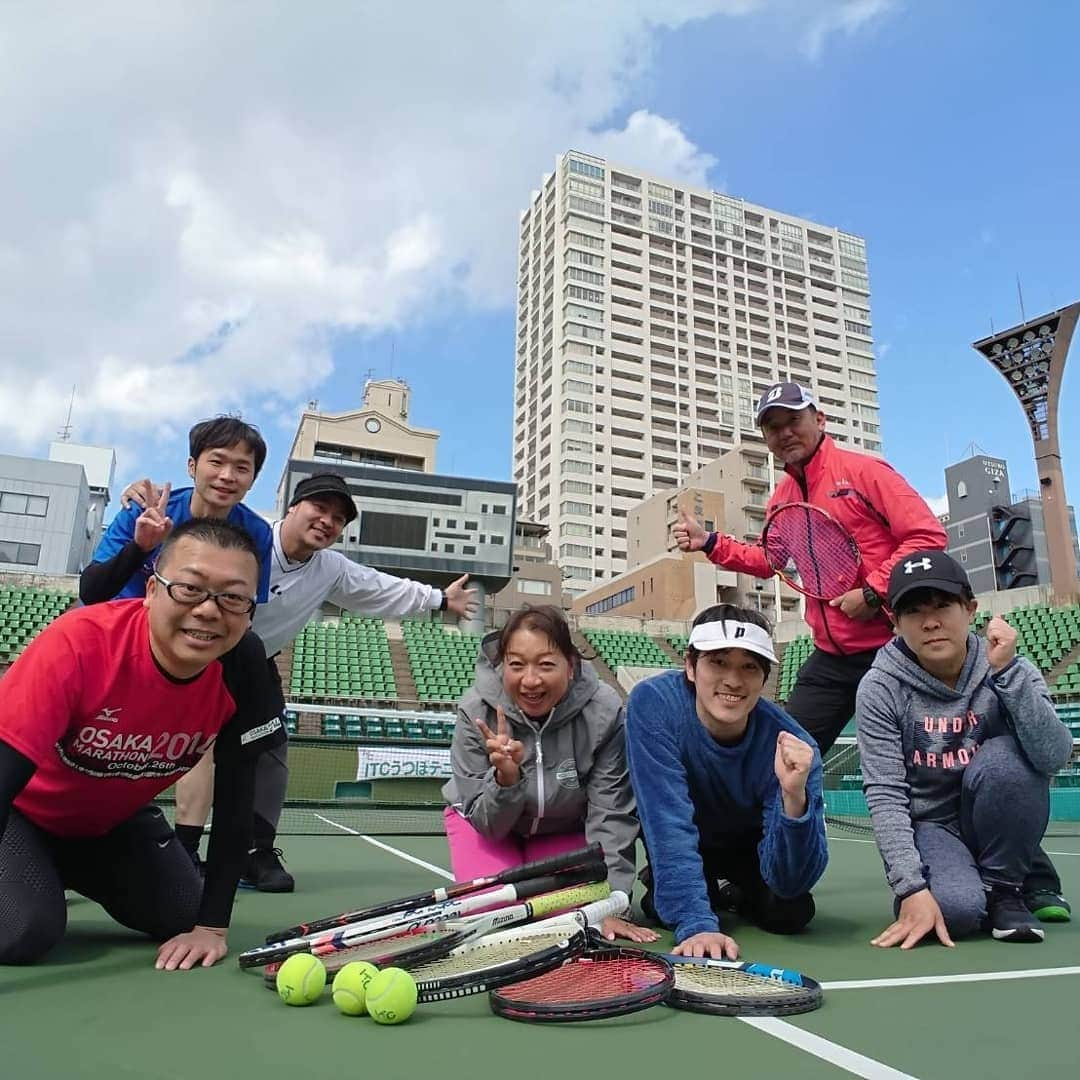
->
xmin=519 ymin=579 xmax=553 ymax=596
xmin=0 ymin=540 xmax=40 ymax=566
xmin=0 ymin=492 xmax=49 ymax=517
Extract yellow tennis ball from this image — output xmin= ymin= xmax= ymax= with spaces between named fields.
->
xmin=365 ymin=967 xmax=418 ymax=1025
xmin=276 ymin=953 xmax=327 ymax=1006
xmin=332 ymin=961 xmax=380 ymax=1017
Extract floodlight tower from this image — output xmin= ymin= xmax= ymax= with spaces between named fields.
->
xmin=972 ymin=302 xmax=1080 ymax=602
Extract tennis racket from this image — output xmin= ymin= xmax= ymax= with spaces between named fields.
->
xmin=261 ymin=893 xmax=630 ymax=999
xmin=761 ymin=501 xmax=862 ymax=600
xmin=665 ymin=955 xmax=823 ymax=1017
xmin=266 ymin=842 xmax=604 ymax=942
xmin=238 ymin=864 xmax=606 ymax=970
xmin=489 ymin=945 xmax=674 ymax=1023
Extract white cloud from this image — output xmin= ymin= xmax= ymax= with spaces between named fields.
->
xmin=924 ymin=493 xmax=949 ymax=518
xmin=801 ymin=0 xmax=898 ymax=60
xmin=0 ymin=1 xmax=894 ymax=451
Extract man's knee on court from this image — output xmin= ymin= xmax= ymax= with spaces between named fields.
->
xmin=0 ymin=886 xmax=67 ymax=964
xmin=964 ymin=735 xmax=1042 ymax=796
xmin=933 ymin=886 xmax=985 ymax=938
xmin=755 ymin=892 xmax=815 ymax=935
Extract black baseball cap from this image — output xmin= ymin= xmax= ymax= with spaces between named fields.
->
xmin=288 ymin=473 xmax=358 ymax=523
xmin=755 ymin=381 xmax=818 ymax=424
xmin=887 ymin=549 xmax=971 ymax=609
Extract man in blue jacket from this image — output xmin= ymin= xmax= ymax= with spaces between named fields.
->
xmin=626 ymin=604 xmax=828 ymax=960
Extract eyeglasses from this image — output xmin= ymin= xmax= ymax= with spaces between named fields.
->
xmin=152 ymin=573 xmax=257 ymax=616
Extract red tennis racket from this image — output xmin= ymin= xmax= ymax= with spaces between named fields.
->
xmin=761 ymin=502 xmax=862 ymax=600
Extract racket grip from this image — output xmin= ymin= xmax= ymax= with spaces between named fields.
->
xmin=494 ymin=843 xmax=603 ymax=885
xmin=512 ymin=871 xmax=599 ymax=903
xmin=527 ymin=881 xmax=611 ymax=920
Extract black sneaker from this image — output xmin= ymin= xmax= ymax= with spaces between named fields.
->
xmin=239 ymin=847 xmax=295 ymax=893
xmin=987 ymin=886 xmax=1045 ymax=942
xmin=1025 ymin=889 xmax=1072 ymax=923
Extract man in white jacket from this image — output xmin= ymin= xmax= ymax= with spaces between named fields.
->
xmin=125 ymin=472 xmax=478 ymax=891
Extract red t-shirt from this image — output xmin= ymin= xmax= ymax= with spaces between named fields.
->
xmin=2 ymin=601 xmax=253 ymax=837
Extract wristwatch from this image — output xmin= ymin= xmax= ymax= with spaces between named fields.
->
xmin=862 ymin=586 xmax=882 ymax=610
xmin=439 ymin=593 xmax=449 ymax=612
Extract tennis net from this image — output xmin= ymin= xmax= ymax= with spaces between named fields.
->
xmin=823 ymin=736 xmax=1080 ymax=838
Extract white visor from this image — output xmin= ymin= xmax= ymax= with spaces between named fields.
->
xmin=687 ymin=619 xmax=778 ymax=664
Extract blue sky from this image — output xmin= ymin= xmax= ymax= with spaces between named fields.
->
xmin=3 ymin=2 xmax=1078 ymax=520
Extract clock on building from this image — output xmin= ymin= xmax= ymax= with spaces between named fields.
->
xmin=365 ymin=417 xmax=382 ymax=433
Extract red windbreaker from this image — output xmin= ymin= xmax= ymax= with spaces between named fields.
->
xmin=707 ymin=435 xmax=947 ymax=655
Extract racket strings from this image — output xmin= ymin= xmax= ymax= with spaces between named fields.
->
xmin=674 ymin=968 xmax=806 ymax=997
xmin=498 ymin=954 xmax=670 ymax=1005
xmin=764 ymin=508 xmax=860 ymax=596
xmin=409 ymin=933 xmax=571 ymax=980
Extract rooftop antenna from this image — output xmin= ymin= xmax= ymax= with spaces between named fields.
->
xmin=57 ymin=385 xmax=76 ymax=441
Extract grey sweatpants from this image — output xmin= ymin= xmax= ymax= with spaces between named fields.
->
xmin=910 ymin=735 xmax=1050 ymax=937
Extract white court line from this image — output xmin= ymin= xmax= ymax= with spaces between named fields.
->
xmin=312 ymin=813 xmax=454 ymax=879
xmin=738 ymin=1017 xmax=920 ymax=1080
xmin=823 ymin=966 xmax=1080 ymax=991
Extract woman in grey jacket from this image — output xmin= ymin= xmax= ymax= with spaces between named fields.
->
xmin=442 ymin=605 xmax=654 ymax=941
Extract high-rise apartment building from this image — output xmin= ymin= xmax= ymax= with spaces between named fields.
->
xmin=513 ymin=151 xmax=879 ymax=597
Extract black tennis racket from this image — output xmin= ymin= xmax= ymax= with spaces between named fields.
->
xmin=266 ymin=842 xmax=604 ymax=943
xmin=240 ymin=863 xmax=606 ymax=970
xmin=489 ymin=945 xmax=674 ymax=1023
xmin=665 ymin=956 xmax=823 ymax=1017
xmin=761 ymin=501 xmax=862 ymax=600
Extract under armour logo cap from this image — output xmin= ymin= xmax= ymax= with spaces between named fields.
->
xmin=887 ymin=549 xmax=970 ymax=609
xmin=755 ymin=381 xmax=818 ymax=424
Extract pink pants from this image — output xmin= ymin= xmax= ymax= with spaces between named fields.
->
xmin=442 ymin=806 xmax=587 ymax=882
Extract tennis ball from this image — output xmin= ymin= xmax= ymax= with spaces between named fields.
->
xmin=365 ymin=967 xmax=418 ymax=1025
xmin=276 ymin=953 xmax=327 ymax=1006
xmin=332 ymin=961 xmax=380 ymax=1017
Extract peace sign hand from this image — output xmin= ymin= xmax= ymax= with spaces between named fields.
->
xmin=475 ymin=706 xmax=525 ymax=788
xmin=134 ymin=482 xmax=173 ymax=552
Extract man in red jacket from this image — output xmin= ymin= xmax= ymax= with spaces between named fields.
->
xmin=675 ymin=380 xmax=946 ymax=756
xmin=675 ymin=380 xmax=1068 ymax=923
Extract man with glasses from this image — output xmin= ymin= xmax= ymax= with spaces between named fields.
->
xmin=0 ymin=519 xmax=284 ymax=970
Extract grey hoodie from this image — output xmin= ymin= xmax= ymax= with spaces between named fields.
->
xmin=441 ymin=633 xmax=638 ymax=896
xmin=856 ymin=633 xmax=1072 ymax=899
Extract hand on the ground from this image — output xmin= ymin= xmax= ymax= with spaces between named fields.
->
xmin=121 ymin=477 xmax=161 ymax=511
xmin=597 ymin=916 xmax=661 ymax=943
xmin=134 ymin=482 xmax=173 ymax=552
xmin=986 ymin=615 xmax=1017 ymax=671
xmin=155 ymin=925 xmax=229 ymax=970
xmin=475 ymin=707 xmax=524 ymax=787
xmin=774 ymin=731 xmax=813 ymax=817
xmin=672 ymin=931 xmax=740 ymax=960
xmin=871 ymin=889 xmax=954 ymax=950
xmin=829 ymin=587 xmax=878 ymax=621
xmin=672 ymin=507 xmax=708 ymax=552
xmin=444 ymin=574 xmax=480 ymax=619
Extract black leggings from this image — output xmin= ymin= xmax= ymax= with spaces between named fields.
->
xmin=641 ymin=833 xmax=815 ymax=936
xmin=0 ymin=805 xmax=203 ymax=964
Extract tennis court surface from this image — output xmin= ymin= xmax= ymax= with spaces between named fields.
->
xmin=4 ymin=827 xmax=1078 ymax=1080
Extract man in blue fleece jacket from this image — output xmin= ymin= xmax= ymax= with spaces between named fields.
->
xmin=857 ymin=549 xmax=1073 ymax=947
xmin=626 ymin=604 xmax=828 ymax=960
